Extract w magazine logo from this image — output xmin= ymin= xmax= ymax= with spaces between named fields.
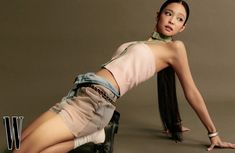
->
xmin=3 ymin=116 xmax=24 ymax=150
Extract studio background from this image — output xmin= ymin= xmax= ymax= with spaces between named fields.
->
xmin=1 ymin=0 xmax=235 ymax=152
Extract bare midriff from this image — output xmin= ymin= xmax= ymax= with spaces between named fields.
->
xmin=95 ymin=68 xmax=120 ymax=93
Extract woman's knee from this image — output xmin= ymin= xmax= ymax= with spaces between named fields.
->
xmin=39 ymin=140 xmax=74 ymax=153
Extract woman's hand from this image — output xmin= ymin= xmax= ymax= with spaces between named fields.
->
xmin=207 ymin=136 xmax=235 ymax=151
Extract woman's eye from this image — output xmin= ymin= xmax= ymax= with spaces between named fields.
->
xmin=164 ymin=11 xmax=172 ymax=16
xmin=177 ymin=17 xmax=184 ymax=22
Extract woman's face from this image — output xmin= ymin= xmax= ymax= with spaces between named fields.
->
xmin=156 ymin=3 xmax=187 ymax=36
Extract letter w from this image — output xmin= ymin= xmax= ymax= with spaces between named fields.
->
xmin=3 ymin=116 xmax=24 ymax=150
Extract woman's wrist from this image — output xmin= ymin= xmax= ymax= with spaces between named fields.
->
xmin=208 ymin=131 xmax=219 ymax=139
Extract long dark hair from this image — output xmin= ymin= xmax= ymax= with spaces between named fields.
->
xmin=157 ymin=0 xmax=190 ymax=142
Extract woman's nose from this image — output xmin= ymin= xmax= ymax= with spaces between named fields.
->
xmin=169 ymin=17 xmax=175 ymax=25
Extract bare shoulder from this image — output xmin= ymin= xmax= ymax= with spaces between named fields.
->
xmin=165 ymin=40 xmax=188 ymax=66
xmin=168 ymin=40 xmax=187 ymax=58
xmin=170 ymin=40 xmax=186 ymax=51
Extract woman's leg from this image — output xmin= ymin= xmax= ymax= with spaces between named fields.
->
xmin=13 ymin=113 xmax=74 ymax=153
xmin=40 ymin=129 xmax=105 ymax=153
xmin=40 ymin=140 xmax=74 ymax=153
xmin=21 ymin=110 xmax=56 ymax=141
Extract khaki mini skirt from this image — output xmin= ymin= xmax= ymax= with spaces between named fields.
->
xmin=50 ymin=84 xmax=117 ymax=137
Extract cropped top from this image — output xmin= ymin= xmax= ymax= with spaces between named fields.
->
xmin=102 ymin=32 xmax=172 ymax=96
xmin=102 ymin=41 xmax=156 ymax=96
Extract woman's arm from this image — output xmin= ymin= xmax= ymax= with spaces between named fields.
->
xmin=170 ymin=41 xmax=216 ymax=133
xmin=169 ymin=41 xmax=235 ymax=151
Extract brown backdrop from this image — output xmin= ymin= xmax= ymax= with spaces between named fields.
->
xmin=1 ymin=0 xmax=235 ymax=152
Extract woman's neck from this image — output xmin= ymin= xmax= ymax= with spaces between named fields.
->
xmin=151 ymin=31 xmax=172 ymax=42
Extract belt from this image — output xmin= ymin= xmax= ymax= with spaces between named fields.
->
xmin=83 ymin=84 xmax=117 ymax=106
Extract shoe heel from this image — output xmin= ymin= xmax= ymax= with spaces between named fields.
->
xmin=113 ymin=124 xmax=118 ymax=134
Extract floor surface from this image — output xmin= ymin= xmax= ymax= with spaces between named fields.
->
xmin=1 ymin=94 xmax=235 ymax=153
xmin=112 ymin=99 xmax=235 ymax=153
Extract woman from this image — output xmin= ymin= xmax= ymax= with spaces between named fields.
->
xmin=13 ymin=0 xmax=235 ymax=152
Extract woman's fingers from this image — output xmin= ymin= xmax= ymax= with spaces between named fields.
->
xmin=219 ymin=142 xmax=235 ymax=149
xmin=162 ymin=126 xmax=190 ymax=134
xmin=230 ymin=143 xmax=235 ymax=148
xmin=207 ymin=142 xmax=235 ymax=151
xmin=222 ymin=142 xmax=235 ymax=149
xmin=181 ymin=126 xmax=190 ymax=132
xmin=207 ymin=143 xmax=216 ymax=151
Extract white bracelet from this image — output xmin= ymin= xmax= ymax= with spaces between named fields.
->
xmin=208 ymin=132 xmax=219 ymax=138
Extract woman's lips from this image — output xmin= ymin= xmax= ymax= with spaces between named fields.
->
xmin=165 ymin=25 xmax=173 ymax=32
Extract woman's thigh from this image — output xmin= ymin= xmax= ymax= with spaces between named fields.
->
xmin=21 ymin=110 xmax=56 ymax=140
xmin=15 ymin=114 xmax=74 ymax=153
